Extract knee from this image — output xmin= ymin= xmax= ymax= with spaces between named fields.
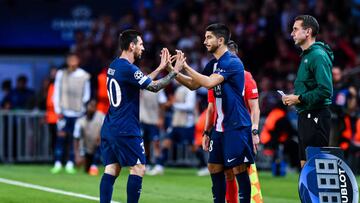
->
xmin=104 ymin=164 xmax=121 ymax=176
xmin=207 ymin=164 xmax=224 ymax=174
xmin=57 ymin=131 xmax=66 ymax=137
xmin=162 ymin=139 xmax=171 ymax=149
xmin=233 ymin=164 xmax=248 ymax=175
xmin=130 ymin=164 xmax=146 ymax=177
xmin=224 ymin=169 xmax=235 ymax=181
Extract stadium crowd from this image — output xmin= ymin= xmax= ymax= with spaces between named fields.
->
xmin=1 ymin=0 xmax=360 ymax=174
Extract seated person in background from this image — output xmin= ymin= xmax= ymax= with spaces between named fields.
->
xmin=74 ymin=99 xmax=105 ymax=176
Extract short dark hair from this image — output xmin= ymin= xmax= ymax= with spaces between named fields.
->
xmin=227 ymin=40 xmax=238 ymax=54
xmin=118 ymin=29 xmax=142 ymax=51
xmin=295 ymin=15 xmax=319 ymax=37
xmin=206 ymin=23 xmax=231 ymax=44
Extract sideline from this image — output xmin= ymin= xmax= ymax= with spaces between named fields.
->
xmin=0 ymin=177 xmax=121 ymax=203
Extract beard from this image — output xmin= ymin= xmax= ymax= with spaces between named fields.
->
xmin=208 ymin=44 xmax=220 ymax=53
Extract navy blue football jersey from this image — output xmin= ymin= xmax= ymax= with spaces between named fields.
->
xmin=208 ymin=51 xmax=251 ymax=132
xmin=101 ymin=58 xmax=152 ymax=138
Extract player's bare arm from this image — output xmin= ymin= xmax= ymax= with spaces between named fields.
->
xmin=183 ymin=62 xmax=224 ymax=89
xmin=164 ymin=52 xmax=202 ymax=90
xmin=146 ymin=51 xmax=185 ymax=92
xmin=248 ymin=98 xmax=260 ymax=153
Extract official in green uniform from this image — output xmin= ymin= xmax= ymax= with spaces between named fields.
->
xmin=282 ymin=15 xmax=333 ymax=167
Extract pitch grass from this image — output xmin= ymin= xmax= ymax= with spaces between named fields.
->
xmin=0 ymin=165 xmax=359 ymax=203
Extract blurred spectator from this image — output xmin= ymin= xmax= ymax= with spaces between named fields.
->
xmin=46 ymin=67 xmax=59 ymax=151
xmin=2 ymin=75 xmax=35 ymax=110
xmin=1 ymin=79 xmax=12 ymax=109
xmin=139 ymin=85 xmax=167 ymax=168
xmin=51 ymin=52 xmax=91 ymax=174
xmin=148 ymin=82 xmax=197 ymax=176
xmin=73 ymin=100 xmax=105 ymax=176
xmin=96 ymin=67 xmax=110 ymax=114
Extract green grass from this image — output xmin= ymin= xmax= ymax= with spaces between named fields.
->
xmin=0 ymin=165 xmax=359 ymax=203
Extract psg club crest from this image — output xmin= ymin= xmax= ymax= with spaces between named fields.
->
xmin=299 ymin=147 xmax=359 ymax=203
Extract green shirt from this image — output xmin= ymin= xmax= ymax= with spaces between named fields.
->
xmin=294 ymin=42 xmax=334 ymax=113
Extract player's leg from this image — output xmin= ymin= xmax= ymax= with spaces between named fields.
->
xmin=224 ymin=168 xmax=238 ymax=203
xmin=126 ymin=136 xmax=147 ymax=203
xmin=233 ymin=164 xmax=251 ymax=203
xmin=59 ymin=117 xmax=77 ymax=174
xmin=51 ymin=118 xmax=67 ymax=173
xmin=128 ymin=164 xmax=146 ymax=203
xmin=224 ymin=127 xmax=254 ymax=203
xmin=148 ymin=128 xmax=173 ymax=175
xmin=208 ymin=131 xmax=226 ymax=203
xmin=100 ymin=163 xmax=121 ymax=203
xmin=100 ymin=137 xmax=120 ymax=203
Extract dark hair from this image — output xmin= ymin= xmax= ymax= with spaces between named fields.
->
xmin=66 ymin=52 xmax=79 ymax=58
xmin=118 ymin=29 xmax=142 ymax=51
xmin=1 ymin=79 xmax=11 ymax=90
xmin=17 ymin=75 xmax=28 ymax=83
xmin=206 ymin=23 xmax=231 ymax=44
xmin=294 ymin=15 xmax=319 ymax=37
xmin=227 ymin=40 xmax=238 ymax=54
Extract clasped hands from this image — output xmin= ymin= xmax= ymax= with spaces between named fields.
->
xmin=158 ymin=48 xmax=189 ymax=74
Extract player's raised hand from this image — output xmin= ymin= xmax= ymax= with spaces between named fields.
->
xmin=173 ymin=50 xmax=186 ymax=73
xmin=158 ymin=48 xmax=169 ymax=70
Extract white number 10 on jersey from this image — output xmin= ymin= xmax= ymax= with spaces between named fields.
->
xmin=106 ymin=77 xmax=122 ymax=107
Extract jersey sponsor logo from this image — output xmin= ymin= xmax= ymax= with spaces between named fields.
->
xmin=134 ymin=70 xmax=144 ymax=80
xmin=107 ymin=68 xmax=115 ymax=76
xmin=252 ymin=88 xmax=258 ymax=94
xmin=227 ymin=158 xmax=236 ymax=163
xmin=299 ymin=153 xmax=359 ymax=203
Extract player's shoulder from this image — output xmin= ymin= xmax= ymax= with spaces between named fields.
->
xmin=75 ymin=68 xmax=90 ymax=78
xmin=219 ymin=52 xmax=243 ymax=68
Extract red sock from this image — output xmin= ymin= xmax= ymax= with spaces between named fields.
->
xmin=226 ymin=179 xmax=238 ymax=203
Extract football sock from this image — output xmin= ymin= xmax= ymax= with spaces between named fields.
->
xmin=210 ymin=172 xmax=226 ymax=203
xmin=127 ymin=175 xmax=143 ymax=203
xmin=100 ymin=173 xmax=117 ymax=203
xmin=54 ymin=136 xmax=65 ymax=161
xmin=236 ymin=171 xmax=251 ymax=203
xmin=226 ymin=178 xmax=238 ymax=203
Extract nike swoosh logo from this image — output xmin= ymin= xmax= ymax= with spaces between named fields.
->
xmin=227 ymin=158 xmax=236 ymax=162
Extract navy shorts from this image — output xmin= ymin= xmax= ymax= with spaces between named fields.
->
xmin=141 ymin=123 xmax=160 ymax=142
xmin=208 ymin=126 xmax=254 ymax=168
xmin=166 ymin=126 xmax=194 ymax=145
xmin=100 ymin=136 xmax=146 ymax=167
xmin=57 ymin=116 xmax=77 ymax=135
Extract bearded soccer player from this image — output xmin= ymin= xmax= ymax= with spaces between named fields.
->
xmin=172 ymin=23 xmax=254 ymax=203
xmin=99 ymin=29 xmax=185 ymax=203
xmin=203 ymin=40 xmax=262 ymax=203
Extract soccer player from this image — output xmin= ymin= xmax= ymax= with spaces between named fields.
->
xmin=52 ymin=53 xmax=91 ymax=174
xmin=282 ymin=15 xmax=333 ymax=167
xmin=172 ymin=23 xmax=254 ymax=203
xmin=99 ymin=29 xmax=185 ymax=203
xmin=204 ymin=40 xmax=262 ymax=203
